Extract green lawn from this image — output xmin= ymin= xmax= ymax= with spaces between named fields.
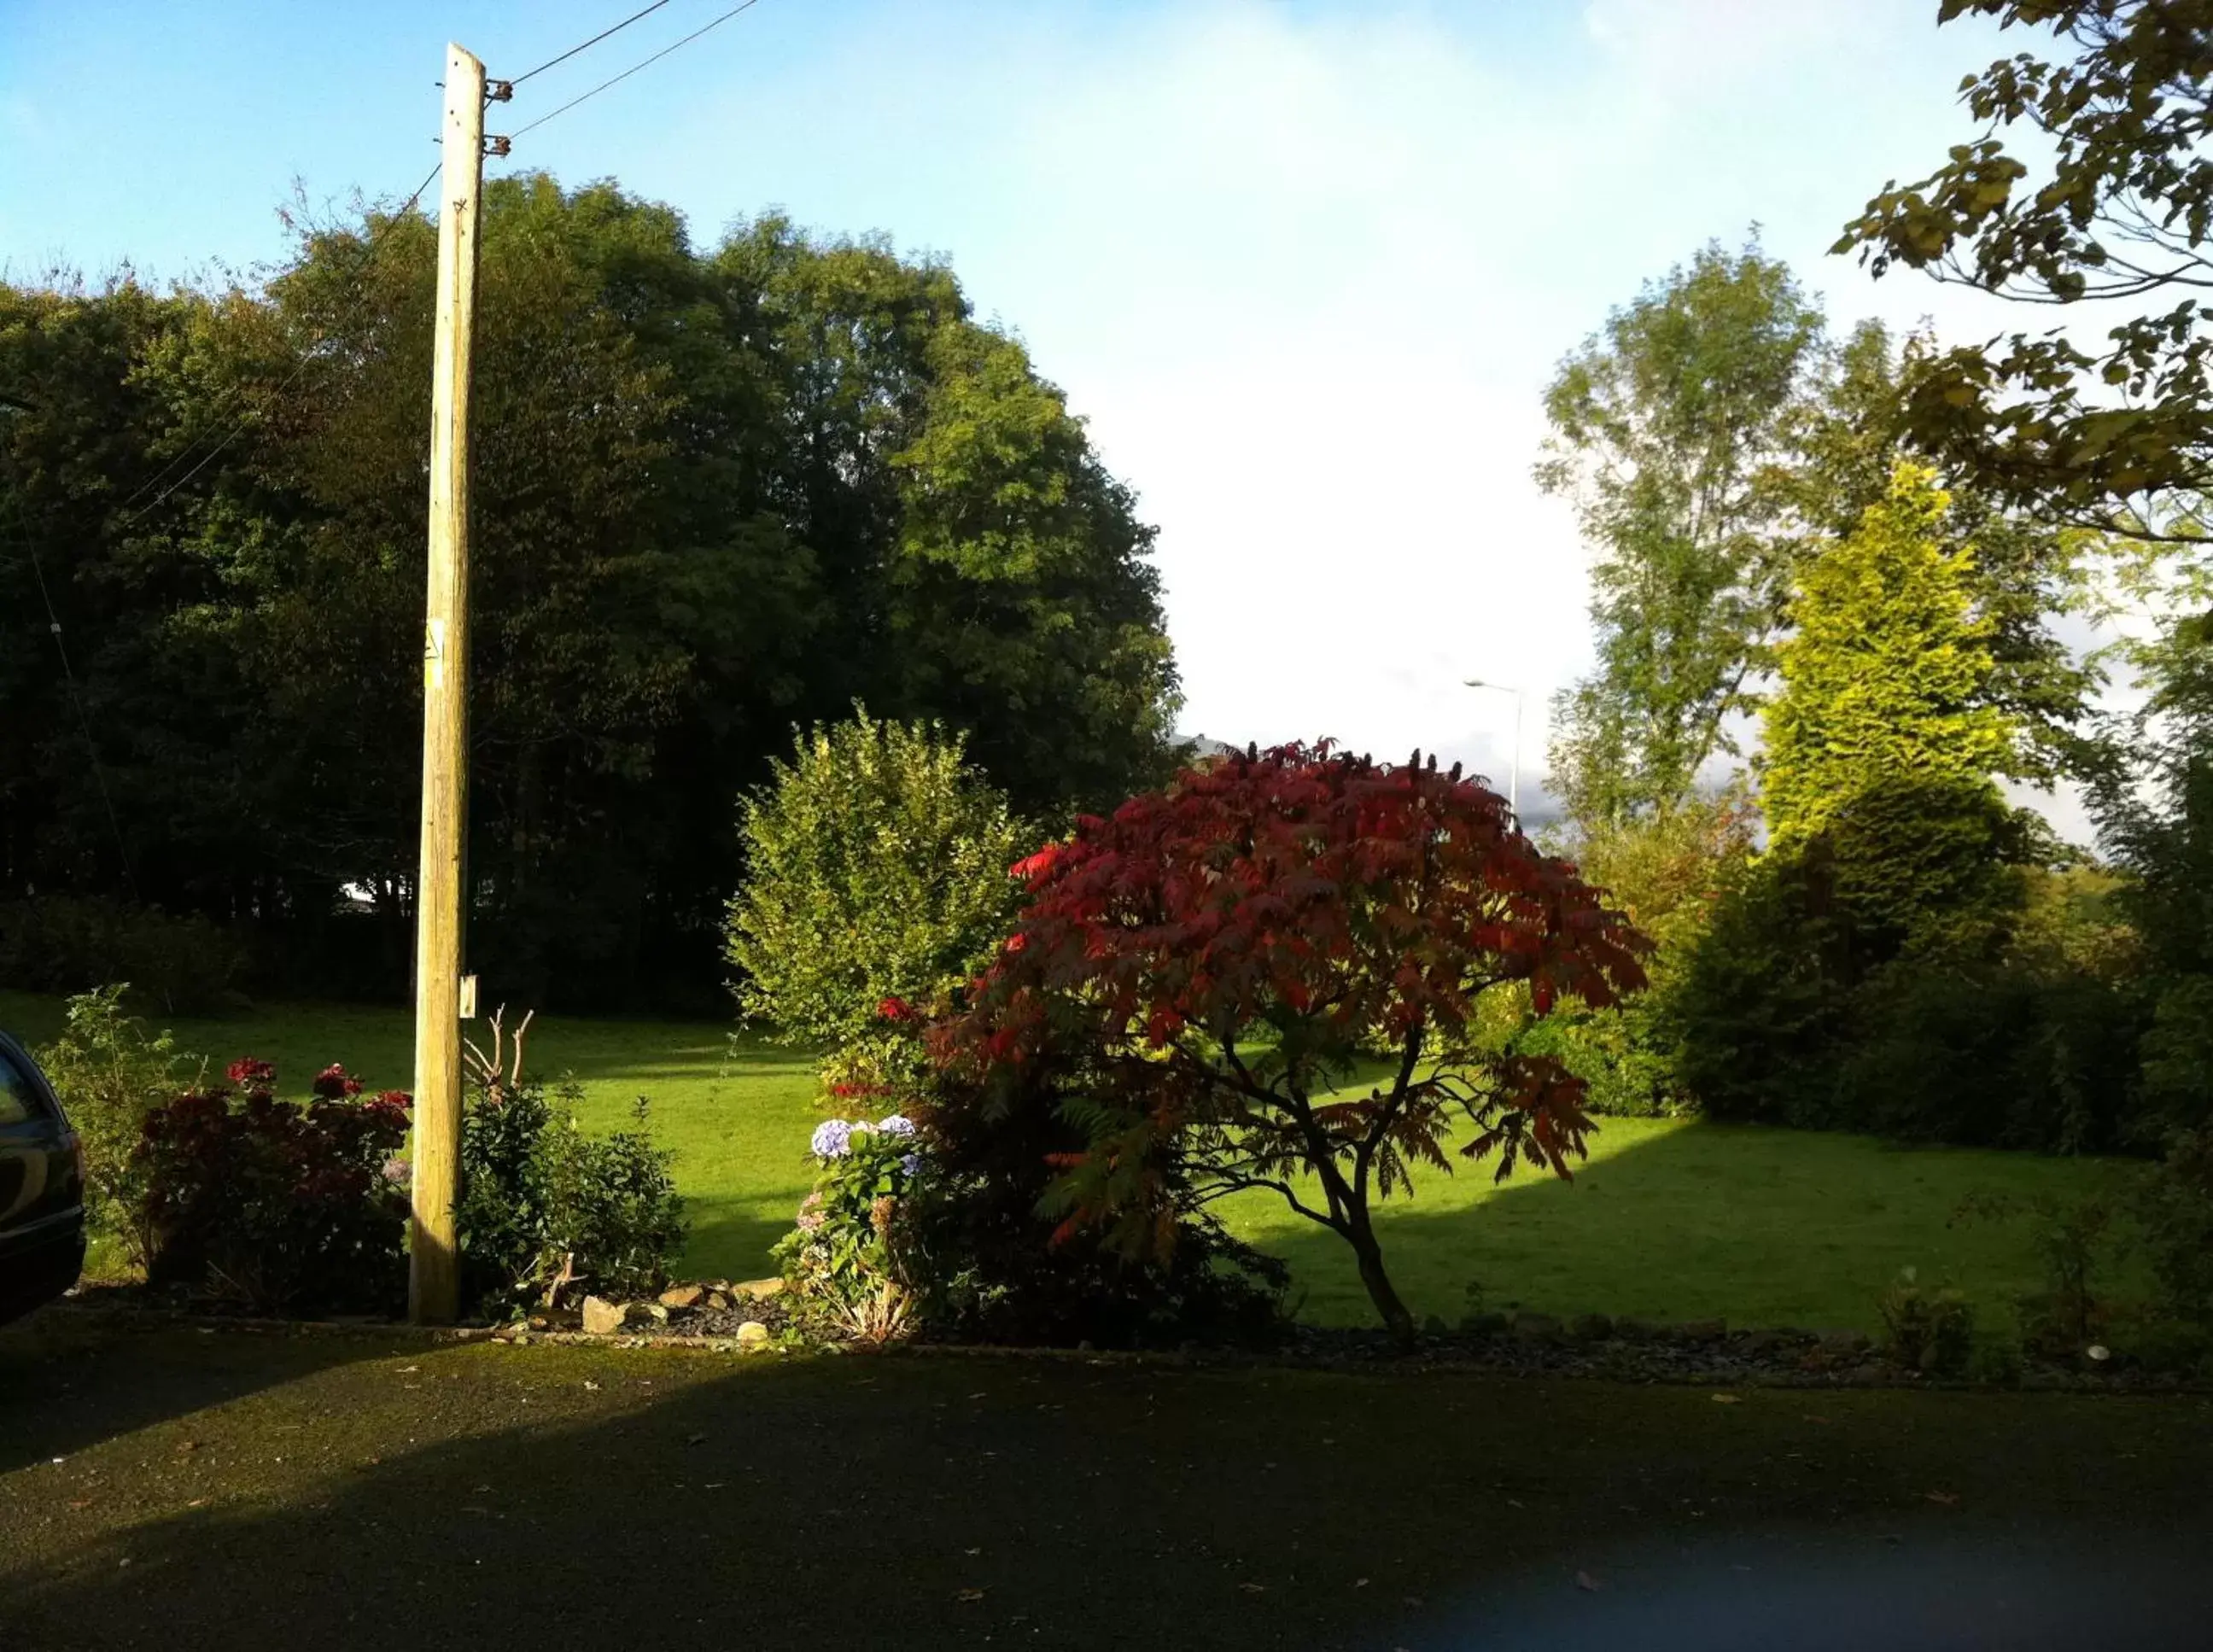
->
xmin=0 ymin=990 xmax=2134 ymax=1333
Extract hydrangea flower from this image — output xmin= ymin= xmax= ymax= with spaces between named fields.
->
xmin=809 ymin=1118 xmax=855 ymax=1159
xmin=875 ymin=1113 xmax=916 ymax=1139
xmin=899 ymin=1152 xmax=922 ymax=1177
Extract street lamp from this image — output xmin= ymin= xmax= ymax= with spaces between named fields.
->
xmin=1464 ymin=679 xmax=1523 ymax=821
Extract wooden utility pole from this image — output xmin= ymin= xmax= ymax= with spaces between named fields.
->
xmin=409 ymin=42 xmax=488 ymax=1325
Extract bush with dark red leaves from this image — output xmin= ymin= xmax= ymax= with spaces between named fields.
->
xmin=133 ymin=1059 xmax=412 ymax=1315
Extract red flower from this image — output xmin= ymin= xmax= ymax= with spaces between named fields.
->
xmin=225 ymin=1058 xmax=277 ymax=1088
xmin=878 ymin=995 xmax=915 ymax=1023
xmin=311 ymin=1063 xmax=365 ymax=1100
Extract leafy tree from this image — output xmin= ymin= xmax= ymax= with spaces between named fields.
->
xmin=1834 ymin=0 xmax=2213 ymax=531
xmin=1516 ymin=787 xmax=1758 ymax=1117
xmin=1538 ymin=237 xmax=1825 ymax=828
xmin=1666 ymin=464 xmax=2128 ymax=1145
xmin=1763 ymin=461 xmax=2025 ymax=947
xmin=725 ymin=708 xmax=1025 ymax=1095
xmin=917 ymin=743 xmax=1651 ymax=1346
xmin=33 ymin=985 xmax=202 ymax=1258
xmin=3 ymin=178 xmax=1178 ymax=1009
xmin=1772 ymin=319 xmax=2103 ymax=785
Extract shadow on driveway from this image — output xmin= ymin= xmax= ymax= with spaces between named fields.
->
xmin=3 ymin=1324 xmax=2212 ymax=1649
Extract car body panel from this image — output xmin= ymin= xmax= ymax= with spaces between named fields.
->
xmin=0 ymin=1029 xmax=87 ymax=1324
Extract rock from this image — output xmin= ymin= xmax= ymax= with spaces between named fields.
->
xmin=1612 ymin=1316 xmax=1658 ymax=1342
xmin=645 ymin=1303 xmax=670 ymax=1324
xmin=493 ymin=1319 xmax=528 ymax=1342
xmin=1511 ymin=1312 xmax=1562 ymax=1344
xmin=1422 ymin=1315 xmax=1450 ymax=1338
xmin=528 ymin=1316 xmax=549 ymax=1331
xmin=706 ymin=1292 xmax=730 ymax=1311
xmin=1461 ymin=1311 xmax=1510 ymax=1339
xmin=1570 ymin=1313 xmax=1614 ymax=1342
xmin=1740 ymin=1328 xmax=1793 ymax=1357
xmin=1848 ymin=1363 xmax=1888 ymax=1386
xmin=581 ymin=1296 xmax=627 ymax=1336
xmin=1817 ymin=1328 xmax=1871 ymax=1357
xmin=658 ymin=1284 xmax=704 ymax=1311
xmin=735 ymin=1320 xmax=772 ymax=1351
xmin=731 ymin=1277 xmax=785 ymax=1300
xmin=1675 ymin=1319 xmax=1727 ymax=1343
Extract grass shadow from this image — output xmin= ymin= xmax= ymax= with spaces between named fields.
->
xmin=1227 ymin=1117 xmax=2140 ymax=1335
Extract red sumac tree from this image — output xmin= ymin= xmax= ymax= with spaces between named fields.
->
xmin=925 ymin=742 xmax=1652 ymax=1346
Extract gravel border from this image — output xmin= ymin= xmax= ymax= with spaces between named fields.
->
xmin=31 ymin=1287 xmax=2204 ymax=1393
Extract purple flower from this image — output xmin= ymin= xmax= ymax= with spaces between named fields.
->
xmin=809 ymin=1118 xmax=855 ymax=1159
xmin=899 ymin=1152 xmax=922 ymax=1177
xmin=876 ymin=1113 xmax=917 ymax=1139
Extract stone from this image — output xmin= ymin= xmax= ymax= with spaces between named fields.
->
xmin=1817 ymin=1328 xmax=1871 ymax=1357
xmin=1611 ymin=1317 xmax=1658 ymax=1342
xmin=1848 ymin=1363 xmax=1888 ymax=1386
xmin=1739 ymin=1329 xmax=1791 ymax=1357
xmin=706 ymin=1292 xmax=730 ymax=1311
xmin=1460 ymin=1311 xmax=1510 ymax=1339
xmin=1422 ymin=1315 xmax=1450 ymax=1338
xmin=1511 ymin=1312 xmax=1562 ymax=1344
xmin=735 ymin=1320 xmax=772 ymax=1351
xmin=1675 ymin=1319 xmax=1727 ymax=1344
xmin=645 ymin=1303 xmax=670 ymax=1324
xmin=732 ymin=1277 xmax=785 ymax=1300
xmin=1569 ymin=1313 xmax=1614 ymax=1342
xmin=581 ymin=1296 xmax=627 ymax=1336
xmin=658 ymin=1284 xmax=704 ymax=1311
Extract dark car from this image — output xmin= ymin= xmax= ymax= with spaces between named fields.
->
xmin=0 ymin=1028 xmax=86 ymax=1325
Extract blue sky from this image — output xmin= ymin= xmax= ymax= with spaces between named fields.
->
xmin=2 ymin=0 xmax=2076 ymax=808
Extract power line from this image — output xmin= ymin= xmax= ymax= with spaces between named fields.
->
xmin=510 ymin=0 xmax=762 ymax=142
xmin=510 ymin=0 xmax=674 ymax=87
xmin=107 ymin=163 xmax=444 ymax=532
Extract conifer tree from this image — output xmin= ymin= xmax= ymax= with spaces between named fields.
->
xmin=1760 ymin=461 xmax=2022 ymax=948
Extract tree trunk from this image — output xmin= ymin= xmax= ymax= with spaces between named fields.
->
xmin=1346 ymin=1209 xmax=1416 ymax=1349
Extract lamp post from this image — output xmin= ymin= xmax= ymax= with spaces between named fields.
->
xmin=1464 ymin=679 xmax=1523 ymax=822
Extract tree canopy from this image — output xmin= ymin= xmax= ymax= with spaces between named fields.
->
xmin=1834 ymin=0 xmax=2213 ymax=530
xmin=0 ymin=176 xmax=1179 ymax=1008
xmin=1537 ymin=237 xmax=1824 ymax=829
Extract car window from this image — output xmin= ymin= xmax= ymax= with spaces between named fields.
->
xmin=0 ymin=1044 xmax=50 ymax=1126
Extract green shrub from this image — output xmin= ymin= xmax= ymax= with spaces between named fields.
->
xmin=724 ymin=707 xmax=1025 ymax=1098
xmin=0 ymin=896 xmax=248 ymax=1015
xmin=1967 ymin=1333 xmax=2025 ymax=1387
xmin=774 ymin=1113 xmax=926 ymax=1343
xmin=458 ymin=1075 xmax=686 ymax=1313
xmin=1957 ymin=1189 xmax=2120 ymax=1357
xmin=1527 ymin=790 xmax=1756 ymax=1118
xmin=1673 ymin=858 xmax=2147 ymax=1147
xmin=33 ymin=985 xmax=202 ymax=1260
xmin=1876 ymin=1267 xmax=1975 ymax=1375
xmin=892 ymin=1012 xmax=1291 ymax=1351
xmin=2134 ymin=1126 xmax=2213 ymax=1334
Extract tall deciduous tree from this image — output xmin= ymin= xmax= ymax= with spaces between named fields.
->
xmin=1537 ymin=238 xmax=1825 ymax=829
xmin=2 ymin=178 xmax=1179 ymax=1008
xmin=1835 ymin=0 xmax=2213 ymax=532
